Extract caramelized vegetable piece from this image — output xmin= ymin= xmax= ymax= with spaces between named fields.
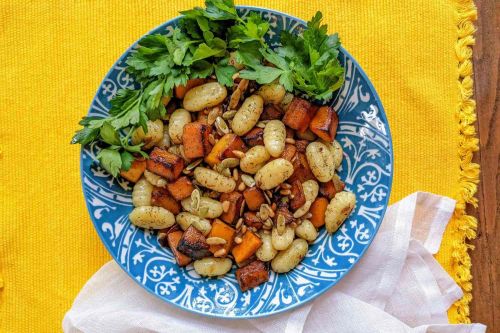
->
xmin=232 ymin=230 xmax=263 ymax=264
xmin=220 ymin=191 xmax=244 ymax=224
xmin=243 ymin=187 xmax=266 ymax=211
xmin=319 ymin=181 xmax=336 ymax=200
xmin=177 ymin=226 xmax=211 ymax=260
xmin=243 ymin=127 xmax=264 ymax=146
xmin=295 ymin=140 xmax=309 ymax=152
xmin=174 ymin=78 xmax=206 ymax=99
xmin=260 ymin=104 xmax=283 ymax=120
xmin=309 ymin=106 xmax=339 ymax=142
xmin=197 ymin=112 xmax=209 ymax=125
xmin=166 ymin=176 xmax=194 ymax=201
xmin=167 ymin=230 xmax=192 ymax=266
xmin=289 ymin=153 xmax=315 ymax=183
xmin=182 ymin=122 xmax=213 ymax=159
xmin=290 ymin=180 xmax=306 ymax=211
xmin=310 ymin=197 xmax=329 ymax=228
xmin=205 ymin=133 xmax=247 ymax=166
xmin=285 ymin=127 xmax=295 ymax=139
xmin=208 ymin=219 xmax=236 ymax=255
xmin=244 ymin=211 xmax=263 ymax=230
xmin=274 ymin=201 xmax=295 ymax=224
xmin=147 ymin=147 xmax=184 ymax=181
xmin=151 ymin=186 xmax=181 ymax=214
xmin=236 ymin=260 xmax=269 ymax=292
xmin=120 ymin=158 xmax=146 ymax=183
xmin=282 ymin=97 xmax=313 ymax=133
xmin=281 ymin=144 xmax=297 ymax=162
xmin=157 ymin=224 xmax=181 ymax=247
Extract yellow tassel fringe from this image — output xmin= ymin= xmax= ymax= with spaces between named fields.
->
xmin=447 ymin=0 xmax=480 ymax=323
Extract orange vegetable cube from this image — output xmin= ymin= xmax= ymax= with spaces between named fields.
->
xmin=205 ymin=133 xmax=247 ymax=166
xmin=243 ymin=187 xmax=266 ymax=211
xmin=310 ymin=197 xmax=329 ymax=228
xmin=208 ymin=219 xmax=236 ymax=255
xmin=167 ymin=230 xmax=192 ymax=266
xmin=147 ymin=147 xmax=184 ymax=181
xmin=309 ymin=106 xmax=339 ymax=142
xmin=120 ymin=158 xmax=146 ymax=183
xmin=220 ymin=192 xmax=244 ymax=224
xmin=282 ymin=97 xmax=313 ymax=133
xmin=232 ymin=230 xmax=263 ymax=265
xmin=182 ymin=122 xmax=213 ymax=159
xmin=151 ymin=186 xmax=181 ymax=214
xmin=166 ymin=176 xmax=194 ymax=201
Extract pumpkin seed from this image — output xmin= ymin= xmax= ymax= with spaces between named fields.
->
xmin=185 ymin=158 xmax=203 ymax=171
xmin=276 ymin=214 xmax=286 ymax=235
xmin=206 ymin=237 xmax=227 ymax=245
xmin=191 ymin=189 xmax=201 ymax=211
xmin=241 ymin=174 xmax=255 ymax=187
xmin=215 ymin=116 xmax=229 ymax=135
xmin=220 ymin=157 xmax=240 ymax=169
xmin=222 ymin=110 xmax=237 ymax=120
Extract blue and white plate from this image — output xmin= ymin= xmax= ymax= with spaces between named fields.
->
xmin=81 ymin=6 xmax=393 ymax=318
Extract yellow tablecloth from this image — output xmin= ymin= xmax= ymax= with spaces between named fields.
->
xmin=0 ymin=0 xmax=479 ymax=331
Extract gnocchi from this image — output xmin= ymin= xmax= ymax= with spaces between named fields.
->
xmin=231 ymin=94 xmax=264 ymax=135
xmin=131 ymin=119 xmax=164 ymax=149
xmin=132 ymin=177 xmax=153 ymax=207
xmin=255 ymin=158 xmax=294 ymax=190
xmin=155 ymin=124 xmax=171 ymax=149
xmin=194 ymin=257 xmax=233 ymax=277
xmin=256 ymin=232 xmax=278 ymax=262
xmin=263 ymin=120 xmax=286 ymax=157
xmin=143 ymin=170 xmax=168 ymax=188
xmin=176 ymin=212 xmax=212 ymax=236
xmin=271 ymin=226 xmax=295 ymax=250
xmin=183 ymin=82 xmax=228 ymax=112
xmin=240 ymin=145 xmax=270 ymax=174
xmin=181 ymin=196 xmax=223 ymax=218
xmin=257 ymin=83 xmax=286 ymax=105
xmin=193 ymin=167 xmax=236 ymax=193
xmin=306 ymin=141 xmax=335 ymax=182
xmin=325 ymin=191 xmax=356 ymax=233
xmin=129 ymin=206 xmax=176 ymax=229
xmin=295 ymin=220 xmax=318 ymax=242
xmin=168 ymin=109 xmax=191 ymax=144
xmin=271 ymin=239 xmax=308 ymax=273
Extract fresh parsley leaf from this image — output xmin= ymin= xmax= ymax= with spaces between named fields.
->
xmin=97 ymin=148 xmax=122 ymax=177
xmin=240 ymin=65 xmax=283 ymax=84
xmin=120 ymin=150 xmax=135 ymax=171
xmin=100 ymin=122 xmax=120 ymax=145
xmin=71 ymin=126 xmax=99 ymax=145
xmin=215 ymin=63 xmax=237 ymax=86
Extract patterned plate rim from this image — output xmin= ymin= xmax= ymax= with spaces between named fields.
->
xmin=79 ymin=6 xmax=394 ymax=319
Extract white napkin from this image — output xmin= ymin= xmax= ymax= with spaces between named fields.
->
xmin=63 ymin=192 xmax=486 ymax=333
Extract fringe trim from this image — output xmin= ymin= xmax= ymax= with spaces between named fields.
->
xmin=448 ymin=0 xmax=480 ymax=324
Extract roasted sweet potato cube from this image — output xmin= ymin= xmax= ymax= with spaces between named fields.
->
xmin=220 ymin=191 xmax=244 ymax=224
xmin=167 ymin=176 xmax=194 ymax=201
xmin=289 ymin=153 xmax=315 ymax=183
xmin=281 ymin=144 xmax=297 ymax=162
xmin=260 ymin=104 xmax=283 ymax=120
xmin=177 ymin=226 xmax=211 ymax=260
xmin=295 ymin=140 xmax=309 ymax=153
xmin=151 ymin=186 xmax=181 ymax=214
xmin=309 ymin=106 xmax=339 ymax=142
xmin=290 ymin=180 xmax=306 ymax=210
xmin=208 ymin=219 xmax=236 ymax=255
xmin=232 ymin=230 xmax=263 ymax=264
xmin=282 ymin=97 xmax=313 ymax=133
xmin=244 ymin=212 xmax=263 ymax=230
xmin=175 ymin=78 xmax=206 ymax=99
xmin=310 ymin=197 xmax=329 ymax=228
xmin=157 ymin=224 xmax=181 ymax=247
xmin=147 ymin=147 xmax=184 ymax=181
xmin=243 ymin=187 xmax=266 ymax=211
xmin=236 ymin=260 xmax=269 ymax=292
xmin=319 ymin=181 xmax=336 ymax=199
xmin=167 ymin=230 xmax=192 ymax=266
xmin=120 ymin=158 xmax=146 ymax=183
xmin=182 ymin=122 xmax=212 ymax=160
xmin=242 ymin=127 xmax=264 ymax=147
xmin=197 ymin=112 xmax=209 ymax=125
xmin=205 ymin=133 xmax=247 ymax=166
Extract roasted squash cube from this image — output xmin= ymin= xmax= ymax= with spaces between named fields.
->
xmin=236 ymin=260 xmax=269 ymax=291
xmin=167 ymin=230 xmax=192 ymax=266
xmin=147 ymin=147 xmax=184 ymax=181
xmin=309 ymin=106 xmax=339 ymax=142
xmin=310 ymin=197 xmax=329 ymax=228
xmin=166 ymin=176 xmax=194 ymax=201
xmin=243 ymin=187 xmax=266 ymax=211
xmin=260 ymin=104 xmax=283 ymax=120
xmin=244 ymin=211 xmax=263 ymax=230
xmin=289 ymin=153 xmax=315 ymax=183
xmin=151 ymin=186 xmax=181 ymax=214
xmin=289 ymin=180 xmax=306 ymax=211
xmin=242 ymin=127 xmax=264 ymax=147
xmin=282 ymin=97 xmax=313 ymax=133
xmin=120 ymin=158 xmax=146 ymax=183
xmin=208 ymin=219 xmax=236 ymax=255
xmin=232 ymin=230 xmax=263 ymax=265
xmin=205 ymin=133 xmax=247 ymax=166
xmin=177 ymin=226 xmax=211 ymax=260
xmin=182 ymin=122 xmax=213 ymax=159
xmin=280 ymin=144 xmax=297 ymax=162
xmin=220 ymin=191 xmax=244 ymax=224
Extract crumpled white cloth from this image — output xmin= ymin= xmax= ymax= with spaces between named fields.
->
xmin=63 ymin=192 xmax=487 ymax=333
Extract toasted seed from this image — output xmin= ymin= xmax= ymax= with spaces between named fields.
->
xmin=221 ymin=158 xmax=240 ymax=169
xmin=263 ymin=218 xmax=273 ymax=230
xmin=249 ymin=226 xmax=257 ymax=233
xmin=256 ymin=121 xmax=267 ymax=128
xmin=186 ymin=159 xmax=203 ymax=171
xmin=232 ymin=150 xmax=245 ymax=159
xmin=206 ymin=237 xmax=227 ymax=245
xmin=214 ymin=248 xmax=227 ymax=257
xmin=234 ymin=236 xmax=243 ymax=244
xmin=232 ymin=168 xmax=239 ymax=181
xmin=222 ymin=110 xmax=237 ymax=120
xmin=221 ymin=168 xmax=232 ymax=178
xmin=182 ymin=169 xmax=192 ymax=175
xmin=304 ymin=212 xmax=312 ymax=219
xmin=281 ymin=183 xmax=292 ymax=190
xmin=208 ymin=133 xmax=216 ymax=145
xmin=215 ymin=117 xmax=230 ymax=135
xmin=260 ymin=204 xmax=270 ymax=220
xmin=290 ymin=221 xmax=297 ymax=228
xmin=240 ymin=225 xmax=247 ymax=234
xmin=222 ymin=200 xmax=230 ymax=213
xmin=280 ymin=189 xmax=291 ymax=196
xmin=263 ymin=229 xmax=271 ymax=235
xmin=268 ymin=207 xmax=275 ymax=218
xmin=241 ymin=174 xmax=256 ymax=187
xmin=277 ymin=214 xmax=286 ymax=235
xmin=235 ymin=217 xmax=244 ymax=230
xmin=289 ymin=194 xmax=295 ymax=199
xmin=285 ymin=138 xmax=296 ymax=144
xmin=238 ymin=182 xmax=246 ymax=191
xmin=263 ymin=191 xmax=271 ymax=205
xmin=191 ymin=189 xmax=201 ymax=211
xmin=207 ymin=107 xmax=221 ymax=125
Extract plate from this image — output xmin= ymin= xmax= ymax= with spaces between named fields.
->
xmin=81 ymin=6 xmax=393 ymax=318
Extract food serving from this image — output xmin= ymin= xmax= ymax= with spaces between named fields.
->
xmin=72 ymin=0 xmax=356 ymax=292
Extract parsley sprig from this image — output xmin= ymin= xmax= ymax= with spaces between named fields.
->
xmin=72 ymin=0 xmax=344 ymax=177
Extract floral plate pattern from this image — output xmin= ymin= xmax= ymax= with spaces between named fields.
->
xmin=81 ymin=6 xmax=393 ymax=318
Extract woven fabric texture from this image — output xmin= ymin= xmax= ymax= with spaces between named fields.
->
xmin=0 ymin=0 xmax=478 ymax=332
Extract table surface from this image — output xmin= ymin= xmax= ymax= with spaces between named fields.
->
xmin=469 ymin=0 xmax=499 ymax=330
